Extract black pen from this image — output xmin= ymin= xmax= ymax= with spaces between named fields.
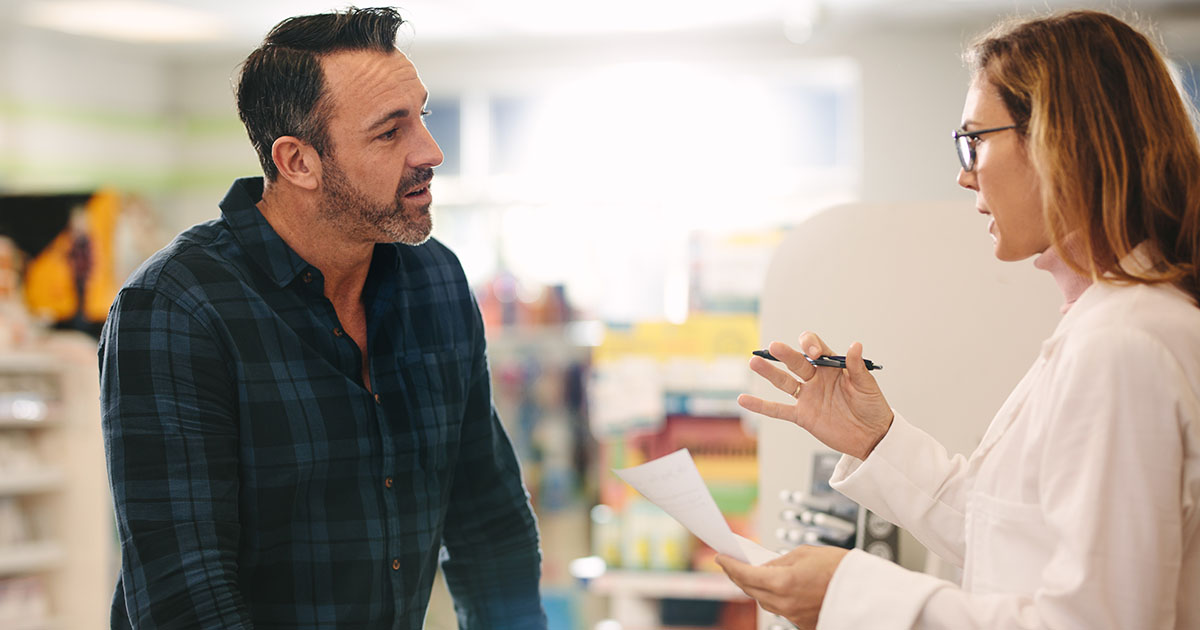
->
xmin=753 ymin=349 xmax=883 ymax=371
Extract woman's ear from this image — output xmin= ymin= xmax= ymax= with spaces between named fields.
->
xmin=270 ymin=136 xmax=322 ymax=190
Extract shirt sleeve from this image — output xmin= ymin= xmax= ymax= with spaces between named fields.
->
xmin=100 ymin=287 xmax=253 ymax=629
xmin=819 ymin=327 xmax=1190 ymax=630
xmin=829 ymin=412 xmax=970 ymax=566
xmin=439 ymin=298 xmax=546 ymax=630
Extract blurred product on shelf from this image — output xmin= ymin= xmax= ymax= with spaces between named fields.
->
xmin=687 ymin=229 xmax=783 ymax=315
xmin=470 ymin=271 xmax=594 ymax=607
xmin=0 ymin=432 xmax=41 ymax=473
xmin=586 ymin=314 xmax=760 ymax=627
xmin=0 ymin=190 xmax=162 ymax=339
xmin=0 ymin=498 xmax=34 ymax=548
xmin=0 ymin=237 xmax=33 ymax=351
xmin=476 ymin=273 xmax=592 ymax=515
xmin=0 ymin=576 xmax=51 ymax=628
xmin=476 ymin=267 xmax=574 ymax=331
xmin=446 ymin=230 xmax=782 ymax=629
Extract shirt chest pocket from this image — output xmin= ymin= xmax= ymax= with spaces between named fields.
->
xmin=397 ymin=347 xmax=471 ymax=472
xmin=964 ymin=491 xmax=1057 ymax=595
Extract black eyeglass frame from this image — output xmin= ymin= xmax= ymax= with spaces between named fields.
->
xmin=952 ymin=124 xmax=1017 ymax=171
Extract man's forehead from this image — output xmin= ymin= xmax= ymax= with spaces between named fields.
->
xmin=321 ymin=49 xmax=425 ymax=118
xmin=321 ymin=48 xmax=419 ymax=92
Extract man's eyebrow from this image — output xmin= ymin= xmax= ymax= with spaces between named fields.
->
xmin=365 ymin=93 xmax=430 ymax=132
xmin=366 ymin=108 xmax=411 ymax=132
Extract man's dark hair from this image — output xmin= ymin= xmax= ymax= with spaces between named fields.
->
xmin=235 ymin=7 xmax=404 ymax=182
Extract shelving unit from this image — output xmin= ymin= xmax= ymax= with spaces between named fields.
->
xmin=0 ymin=470 xmax=65 ymax=496
xmin=0 ymin=335 xmax=114 ymax=630
xmin=583 ymin=315 xmax=762 ymax=630
xmin=587 ymin=570 xmax=750 ymax=630
xmin=0 ymin=542 xmax=65 ymax=576
xmin=591 ymin=568 xmax=748 ymax=599
xmin=7 ymin=617 xmax=61 ymax=630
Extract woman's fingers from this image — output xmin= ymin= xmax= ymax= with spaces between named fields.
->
xmin=749 ymin=355 xmax=805 ymax=398
xmin=767 ymin=340 xmax=817 ymax=382
xmin=796 ymin=331 xmax=834 ymax=362
xmin=716 ymin=555 xmax=773 ymax=594
xmin=715 ymin=556 xmax=792 ymax=617
xmin=737 ymin=393 xmax=798 ymax=421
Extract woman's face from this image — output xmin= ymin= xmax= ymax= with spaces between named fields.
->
xmin=956 ymin=77 xmax=1050 ymax=261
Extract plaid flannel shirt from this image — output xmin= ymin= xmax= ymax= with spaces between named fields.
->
xmin=100 ymin=177 xmax=545 ymax=629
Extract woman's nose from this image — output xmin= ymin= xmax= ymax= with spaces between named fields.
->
xmin=956 ymin=166 xmax=977 ymax=191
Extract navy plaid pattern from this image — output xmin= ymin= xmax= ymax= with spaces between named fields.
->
xmin=100 ymin=177 xmax=545 ymax=629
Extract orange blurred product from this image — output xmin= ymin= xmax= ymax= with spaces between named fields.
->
xmin=23 ymin=190 xmax=120 ymax=324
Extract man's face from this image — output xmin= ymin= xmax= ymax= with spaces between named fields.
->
xmin=317 ymin=49 xmax=444 ymax=245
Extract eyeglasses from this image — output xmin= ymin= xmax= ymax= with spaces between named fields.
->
xmin=952 ymin=125 xmax=1017 ymax=171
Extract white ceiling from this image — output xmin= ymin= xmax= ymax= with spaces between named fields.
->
xmin=2 ymin=0 xmax=1199 ymax=52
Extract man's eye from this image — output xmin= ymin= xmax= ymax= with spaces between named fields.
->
xmin=420 ymin=109 xmax=432 ymax=118
xmin=380 ymin=128 xmax=398 ymax=140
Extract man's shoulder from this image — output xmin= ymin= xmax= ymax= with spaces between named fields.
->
xmin=121 ymin=217 xmax=245 ymax=302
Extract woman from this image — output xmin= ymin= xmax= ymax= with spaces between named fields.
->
xmin=717 ymin=10 xmax=1200 ymax=630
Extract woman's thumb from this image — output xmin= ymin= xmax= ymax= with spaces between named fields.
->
xmin=845 ymin=342 xmax=875 ymax=388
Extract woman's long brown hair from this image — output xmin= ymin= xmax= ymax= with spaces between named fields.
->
xmin=967 ymin=10 xmax=1200 ymax=302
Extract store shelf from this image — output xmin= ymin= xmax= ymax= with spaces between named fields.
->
xmin=0 ymin=543 xmax=65 ymax=577
xmin=589 ymin=569 xmax=749 ymax=601
xmin=0 ymin=469 xmax=65 ymax=496
xmin=0 ymin=354 xmax=60 ymax=373
xmin=485 ymin=323 xmax=596 ymax=362
xmin=0 ymin=417 xmax=58 ymax=430
xmin=1 ymin=618 xmax=60 ymax=630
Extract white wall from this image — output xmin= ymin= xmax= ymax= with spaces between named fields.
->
xmin=159 ymin=52 xmax=260 ymax=236
xmin=0 ymin=27 xmax=175 ymax=192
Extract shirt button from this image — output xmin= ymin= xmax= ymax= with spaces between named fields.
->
xmin=384 ymin=477 xmax=393 ymax=489
xmin=333 ymin=328 xmax=344 ymax=337
xmin=302 ymin=271 xmax=313 ymax=283
xmin=374 ymin=393 xmax=382 ymax=405
xmin=391 ymin=558 xmax=401 ymax=571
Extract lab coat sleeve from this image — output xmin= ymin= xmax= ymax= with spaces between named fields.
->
xmin=828 ymin=412 xmax=970 ymax=566
xmin=819 ymin=327 xmax=1188 ymax=630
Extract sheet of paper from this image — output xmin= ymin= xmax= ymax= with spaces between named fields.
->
xmin=614 ymin=448 xmax=779 ymax=565
xmin=734 ymin=533 xmax=780 ymax=565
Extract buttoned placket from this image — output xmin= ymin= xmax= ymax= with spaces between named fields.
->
xmin=359 ymin=275 xmax=406 ymax=621
xmin=303 ymin=263 xmax=404 ymax=593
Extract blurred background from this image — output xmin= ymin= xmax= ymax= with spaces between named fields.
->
xmin=0 ymin=1 xmax=1197 ymax=629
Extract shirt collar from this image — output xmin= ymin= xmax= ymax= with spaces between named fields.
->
xmin=1046 ymin=241 xmax=1161 ymax=342
xmin=218 ymin=176 xmax=402 ymax=289
xmin=219 ymin=177 xmax=310 ymax=288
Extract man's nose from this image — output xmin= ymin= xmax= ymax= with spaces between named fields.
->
xmin=411 ymin=125 xmax=444 ymax=169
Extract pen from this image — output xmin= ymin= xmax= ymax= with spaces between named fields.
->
xmin=753 ymin=349 xmax=883 ymax=371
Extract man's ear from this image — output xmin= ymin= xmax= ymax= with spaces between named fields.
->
xmin=271 ymin=136 xmax=322 ymax=190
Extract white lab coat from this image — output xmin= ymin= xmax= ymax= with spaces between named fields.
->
xmin=818 ymin=252 xmax=1200 ymax=629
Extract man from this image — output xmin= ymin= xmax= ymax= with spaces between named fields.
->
xmin=100 ymin=8 xmax=546 ymax=629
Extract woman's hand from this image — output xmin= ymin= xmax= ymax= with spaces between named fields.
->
xmin=738 ymin=333 xmax=894 ymax=460
xmin=716 ymin=545 xmax=849 ymax=630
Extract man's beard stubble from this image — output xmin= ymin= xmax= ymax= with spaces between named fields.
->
xmin=320 ymin=160 xmax=434 ymax=246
